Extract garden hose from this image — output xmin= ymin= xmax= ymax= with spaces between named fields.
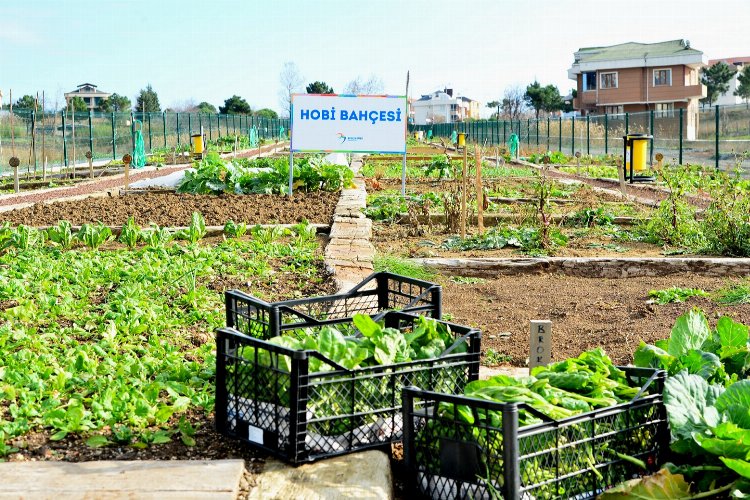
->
xmin=508 ymin=133 xmax=520 ymax=159
xmin=132 ymin=120 xmax=146 ymax=168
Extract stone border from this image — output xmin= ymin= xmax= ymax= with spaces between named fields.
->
xmin=414 ymin=256 xmax=750 ymax=278
xmin=324 ymin=158 xmax=376 ymax=292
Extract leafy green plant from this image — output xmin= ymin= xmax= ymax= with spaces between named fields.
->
xmin=47 ymin=221 xmax=75 ymax=250
xmin=177 ymin=212 xmax=207 ymax=244
xmin=441 ymin=226 xmax=567 ymax=254
xmin=75 ymin=223 xmax=113 ymax=250
xmin=700 ymin=156 xmax=750 ymax=257
xmin=223 ymin=220 xmax=247 ymax=238
xmin=118 ymin=217 xmax=142 ymax=249
xmin=566 ymin=207 xmax=615 ymax=228
xmin=141 ymin=224 xmax=173 ymax=247
xmin=2 ymin=224 xmax=44 ymax=252
xmin=482 ymin=348 xmax=512 ymax=366
xmin=425 ymin=154 xmax=453 ymax=179
xmin=648 ymin=287 xmax=709 ymax=305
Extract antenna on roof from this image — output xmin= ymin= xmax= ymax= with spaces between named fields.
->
xmin=685 ymin=40 xmax=690 ymax=49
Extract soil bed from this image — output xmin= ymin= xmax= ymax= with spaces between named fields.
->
xmin=439 ymin=272 xmax=750 ymax=367
xmin=0 ymin=191 xmax=339 ymax=226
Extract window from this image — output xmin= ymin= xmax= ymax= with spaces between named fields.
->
xmin=583 ymin=72 xmax=596 ymax=91
xmin=653 ymin=68 xmax=672 ymax=86
xmin=605 ymin=105 xmax=623 ymax=115
xmin=655 ymin=102 xmax=675 ymax=117
xmin=600 ymin=72 xmax=618 ymax=89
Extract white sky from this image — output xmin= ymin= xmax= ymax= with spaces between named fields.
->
xmin=1 ymin=0 xmax=747 ymax=115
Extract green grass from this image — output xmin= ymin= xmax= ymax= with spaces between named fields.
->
xmin=373 ymin=254 xmax=437 ymax=282
xmin=648 ymin=286 xmax=709 ymax=305
xmin=715 ymin=281 xmax=750 ymax=305
xmin=0 ymin=223 xmax=324 ymax=454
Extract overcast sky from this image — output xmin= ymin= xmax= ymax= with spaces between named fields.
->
xmin=1 ymin=0 xmax=747 ymax=116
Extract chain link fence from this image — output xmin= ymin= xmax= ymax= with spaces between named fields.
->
xmin=410 ymin=103 xmax=750 ymax=170
xmin=0 ymin=110 xmax=291 ymax=175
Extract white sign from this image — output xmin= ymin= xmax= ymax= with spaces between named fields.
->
xmin=291 ymin=94 xmax=407 ymax=153
xmin=529 ymin=320 xmax=552 ymax=369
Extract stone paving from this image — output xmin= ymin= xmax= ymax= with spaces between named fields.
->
xmin=324 ymin=158 xmax=376 ymax=292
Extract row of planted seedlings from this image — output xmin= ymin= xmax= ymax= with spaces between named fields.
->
xmin=0 ymin=210 xmax=329 ymax=456
xmin=365 ymin=147 xmax=750 ymax=259
xmin=363 ymin=149 xmax=659 ymax=258
xmin=402 ymin=306 xmax=750 ymax=499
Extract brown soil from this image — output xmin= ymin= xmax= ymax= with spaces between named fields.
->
xmin=0 ymin=191 xmax=339 ymax=226
xmin=439 ymin=273 xmax=750 ymax=367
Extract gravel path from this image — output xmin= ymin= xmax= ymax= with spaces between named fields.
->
xmin=0 ymin=164 xmax=192 ymax=208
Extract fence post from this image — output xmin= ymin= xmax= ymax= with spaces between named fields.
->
xmin=526 ymin=118 xmax=530 ymax=147
xmin=176 ymin=112 xmax=180 ymax=146
xmin=503 ymin=120 xmax=507 ymax=144
xmin=679 ymin=107 xmax=684 ymax=165
xmin=586 ymin=115 xmax=590 ymax=155
xmin=547 ymin=117 xmax=550 ymax=150
xmin=558 ymin=116 xmax=562 ymax=152
xmin=625 ymin=112 xmax=629 ymax=135
xmin=715 ymin=104 xmax=720 ymax=170
xmin=572 ymin=115 xmax=576 ymax=155
xmin=111 ymin=112 xmax=116 ymax=160
xmin=217 ymin=114 xmax=221 ymax=137
xmin=604 ymin=113 xmax=608 ymax=154
xmin=88 ymin=110 xmax=94 ymax=158
xmin=62 ymin=110 xmax=68 ymax=167
xmin=162 ymin=111 xmax=167 ymax=148
xmin=188 ymin=113 xmax=192 ymax=137
xmin=147 ymin=112 xmax=152 ymax=151
xmin=130 ymin=111 xmax=136 ymax=153
xmin=649 ymin=109 xmax=654 ymax=165
xmin=536 ymin=118 xmax=539 ymax=147
xmin=208 ymin=113 xmax=213 ymax=141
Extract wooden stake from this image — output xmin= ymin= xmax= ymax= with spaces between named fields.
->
xmin=475 ymin=146 xmax=484 ymax=235
xmin=122 ymin=154 xmax=132 ymax=190
xmin=461 ymin=144 xmax=468 ymax=239
xmin=617 ymin=158 xmax=627 ymax=196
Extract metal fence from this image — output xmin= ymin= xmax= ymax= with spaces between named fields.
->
xmin=410 ymin=104 xmax=750 ymax=170
xmin=0 ymin=110 xmax=291 ymax=173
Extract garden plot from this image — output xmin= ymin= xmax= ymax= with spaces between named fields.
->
xmin=0 ymin=220 xmax=333 ymax=462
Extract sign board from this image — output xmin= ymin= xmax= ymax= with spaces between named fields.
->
xmin=529 ymin=320 xmax=552 ymax=369
xmin=291 ymin=94 xmax=407 ymax=154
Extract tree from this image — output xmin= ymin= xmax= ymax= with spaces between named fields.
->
xmin=735 ymin=65 xmax=750 ymax=105
xmin=219 ymin=95 xmax=252 ymax=114
xmin=306 ymin=81 xmax=334 ymax=94
xmin=197 ymin=101 xmax=217 ymax=113
xmin=99 ymin=93 xmax=131 ymax=113
xmin=524 ymin=81 xmax=564 ymax=119
xmin=486 ymin=100 xmax=501 ymax=120
xmin=15 ymin=95 xmax=37 ymax=109
xmin=254 ymin=108 xmax=278 ymax=119
xmin=563 ymin=89 xmax=577 ymax=113
xmin=69 ymin=96 xmax=88 ymax=113
xmin=501 ymin=85 xmax=526 ymax=120
xmin=135 ymin=84 xmax=160 ymax=112
xmin=278 ymin=61 xmax=304 ymax=118
xmin=344 ymin=75 xmax=384 ymax=94
xmin=701 ymin=62 xmax=736 ymax=106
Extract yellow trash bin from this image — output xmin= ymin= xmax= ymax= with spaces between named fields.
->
xmin=624 ymin=134 xmax=652 ymax=173
xmin=191 ymin=134 xmax=205 ymax=155
xmin=457 ymin=132 xmax=466 ymax=148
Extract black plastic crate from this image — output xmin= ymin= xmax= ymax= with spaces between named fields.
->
xmin=225 ymin=271 xmax=442 ymax=339
xmin=215 ymin=311 xmax=480 ymax=463
xmin=403 ymin=367 xmax=668 ymax=500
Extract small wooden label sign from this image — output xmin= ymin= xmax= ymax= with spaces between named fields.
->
xmin=529 ymin=320 xmax=552 ymax=369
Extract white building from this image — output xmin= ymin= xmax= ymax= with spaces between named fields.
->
xmin=707 ymin=57 xmax=750 ymax=106
xmin=411 ymin=89 xmax=479 ymax=125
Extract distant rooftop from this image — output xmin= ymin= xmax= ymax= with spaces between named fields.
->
xmin=708 ymin=56 xmax=750 ymax=66
xmin=575 ymin=39 xmax=702 ymax=63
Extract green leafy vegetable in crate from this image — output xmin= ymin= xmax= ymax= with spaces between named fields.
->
xmin=417 ymin=348 xmax=655 ymax=498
